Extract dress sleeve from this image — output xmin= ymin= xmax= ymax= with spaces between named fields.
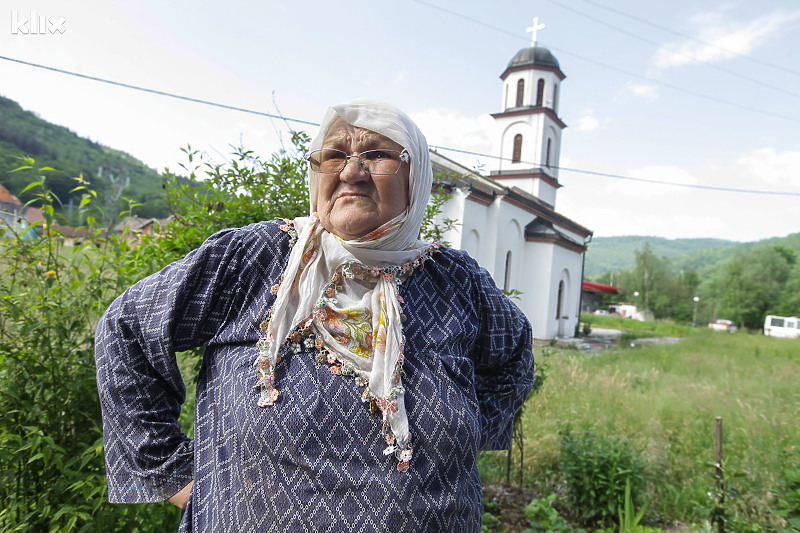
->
xmin=94 ymin=227 xmax=249 ymax=503
xmin=468 ymin=259 xmax=535 ymax=451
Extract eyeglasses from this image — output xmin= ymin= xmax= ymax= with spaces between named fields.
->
xmin=307 ymin=148 xmax=410 ymax=175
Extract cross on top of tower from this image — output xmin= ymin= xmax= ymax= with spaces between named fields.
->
xmin=526 ymin=17 xmax=545 ymax=47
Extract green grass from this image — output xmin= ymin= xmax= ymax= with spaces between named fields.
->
xmin=581 ymin=313 xmax=696 ymax=338
xmin=481 ymin=329 xmax=800 ymax=527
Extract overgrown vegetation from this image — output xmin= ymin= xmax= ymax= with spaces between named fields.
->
xmin=0 ymin=164 xmax=182 ymax=531
xmin=478 ymin=328 xmax=799 ymax=532
xmin=559 ymin=428 xmax=647 ymax=528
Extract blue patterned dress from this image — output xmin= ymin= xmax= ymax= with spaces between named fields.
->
xmin=95 ymin=220 xmax=534 ymax=532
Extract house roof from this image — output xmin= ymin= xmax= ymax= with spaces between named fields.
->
xmin=582 ymin=280 xmax=620 ymax=295
xmin=0 ymin=184 xmax=21 ymax=205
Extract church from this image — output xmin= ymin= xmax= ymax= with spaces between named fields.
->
xmin=429 ymin=21 xmax=592 ymax=340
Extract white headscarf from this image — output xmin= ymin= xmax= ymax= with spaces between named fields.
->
xmin=255 ymin=99 xmax=435 ymax=471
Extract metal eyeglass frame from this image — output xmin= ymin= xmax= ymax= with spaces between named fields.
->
xmin=307 ymin=148 xmax=410 ymax=175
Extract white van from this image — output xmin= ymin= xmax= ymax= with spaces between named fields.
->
xmin=764 ymin=315 xmax=800 ymax=338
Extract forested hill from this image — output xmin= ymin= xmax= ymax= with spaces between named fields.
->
xmin=0 ymin=94 xmax=168 ymax=219
xmin=584 ymin=234 xmax=800 ymax=278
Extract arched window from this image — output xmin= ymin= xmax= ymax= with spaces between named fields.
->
xmin=536 ymin=79 xmax=545 ymax=106
xmin=503 ymin=251 xmax=512 ymax=292
xmin=546 ymin=138 xmax=552 ymax=167
xmin=552 ymin=84 xmax=559 ymax=112
xmin=515 ymin=79 xmax=524 ymax=107
xmin=512 ymin=134 xmax=523 ymax=163
xmin=556 ymin=280 xmax=564 ymax=319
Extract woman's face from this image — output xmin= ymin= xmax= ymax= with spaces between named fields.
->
xmin=314 ymin=118 xmax=410 ymax=240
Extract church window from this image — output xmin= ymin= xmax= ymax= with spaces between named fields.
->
xmin=503 ymin=251 xmax=512 ymax=292
xmin=512 ymin=134 xmax=522 ymax=163
xmin=546 ymin=139 xmax=552 ymax=167
xmin=536 ymin=79 xmax=545 ymax=106
xmin=516 ymin=79 xmax=524 ymax=107
xmin=556 ymin=280 xmax=564 ymax=319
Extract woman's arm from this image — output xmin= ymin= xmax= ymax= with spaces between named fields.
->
xmin=95 ymin=227 xmax=249 ymax=503
xmin=469 ymin=258 xmax=536 ymax=451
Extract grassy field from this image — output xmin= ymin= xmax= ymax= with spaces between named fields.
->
xmin=479 ymin=327 xmax=800 ymax=528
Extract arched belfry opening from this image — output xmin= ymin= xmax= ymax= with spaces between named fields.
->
xmin=516 ymin=79 xmax=525 ymax=107
xmin=512 ymin=134 xmax=523 ymax=163
xmin=536 ymin=79 xmax=544 ymax=106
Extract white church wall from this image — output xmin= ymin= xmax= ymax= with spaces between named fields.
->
xmin=460 ymin=198 xmax=494 ymax=271
xmin=463 ymin=229 xmax=480 ymax=262
xmin=494 ymin=118 xmax=545 ymax=172
xmin=520 ymin=241 xmax=556 ymax=341
xmin=495 ymin=218 xmax=524 ymax=292
xmin=436 ymin=188 xmax=468 ymax=249
xmin=543 ymin=124 xmax=561 ymax=179
xmin=551 ymin=245 xmax=585 ymax=338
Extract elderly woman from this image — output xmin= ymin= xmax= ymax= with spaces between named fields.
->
xmin=95 ymin=99 xmax=534 ymax=532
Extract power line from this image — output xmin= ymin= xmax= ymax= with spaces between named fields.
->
xmin=1 ymin=55 xmax=798 ymax=198
xmin=431 ymin=145 xmax=800 ymax=198
xmin=406 ymin=0 xmax=800 ymax=124
xmin=542 ymin=0 xmax=800 ymax=99
xmin=568 ymin=0 xmax=800 ymax=78
xmin=0 ymin=55 xmax=321 ymax=128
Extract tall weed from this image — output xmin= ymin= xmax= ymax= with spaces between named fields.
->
xmin=558 ymin=428 xmax=647 ymax=528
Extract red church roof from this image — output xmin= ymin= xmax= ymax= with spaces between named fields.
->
xmin=582 ymin=280 xmax=620 ymax=295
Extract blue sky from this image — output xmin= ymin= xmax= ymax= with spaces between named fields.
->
xmin=2 ymin=0 xmax=799 ymax=242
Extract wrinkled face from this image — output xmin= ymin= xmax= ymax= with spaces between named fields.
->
xmin=314 ymin=118 xmax=410 ymax=240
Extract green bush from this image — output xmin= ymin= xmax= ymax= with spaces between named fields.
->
xmin=522 ymin=493 xmax=580 ymax=533
xmin=0 ymin=165 xmax=181 ymax=531
xmin=772 ymin=443 xmax=800 ymax=532
xmin=559 ymin=428 xmax=647 ymax=528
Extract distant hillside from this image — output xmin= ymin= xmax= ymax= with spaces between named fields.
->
xmin=0 ymin=94 xmax=168 ymax=220
xmin=585 ymin=233 xmax=800 ymax=278
xmin=584 ymin=236 xmax=737 ymax=277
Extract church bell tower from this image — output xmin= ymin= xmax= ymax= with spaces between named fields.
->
xmin=490 ymin=18 xmax=567 ymax=208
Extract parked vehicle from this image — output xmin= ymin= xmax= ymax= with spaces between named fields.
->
xmin=709 ymin=319 xmax=737 ymax=333
xmin=764 ymin=315 xmax=800 ymax=338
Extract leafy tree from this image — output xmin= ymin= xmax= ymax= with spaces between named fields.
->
xmin=717 ymin=247 xmax=792 ymax=329
xmin=775 ymin=264 xmax=800 ymax=316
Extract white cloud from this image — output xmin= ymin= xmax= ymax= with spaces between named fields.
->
xmin=625 ymin=83 xmax=659 ymax=101
xmin=410 ymin=108 xmax=492 ymax=152
xmin=605 ymin=165 xmax=698 ymax=198
xmin=733 ymin=148 xmax=800 ymax=189
xmin=409 ymin=108 xmax=494 ymax=171
xmin=653 ymin=9 xmax=800 ymax=69
xmin=575 ymin=109 xmax=600 ymax=132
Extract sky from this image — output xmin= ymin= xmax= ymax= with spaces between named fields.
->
xmin=1 ymin=0 xmax=799 ymax=242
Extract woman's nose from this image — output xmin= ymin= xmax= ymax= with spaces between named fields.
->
xmin=339 ymin=155 xmax=370 ymax=182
